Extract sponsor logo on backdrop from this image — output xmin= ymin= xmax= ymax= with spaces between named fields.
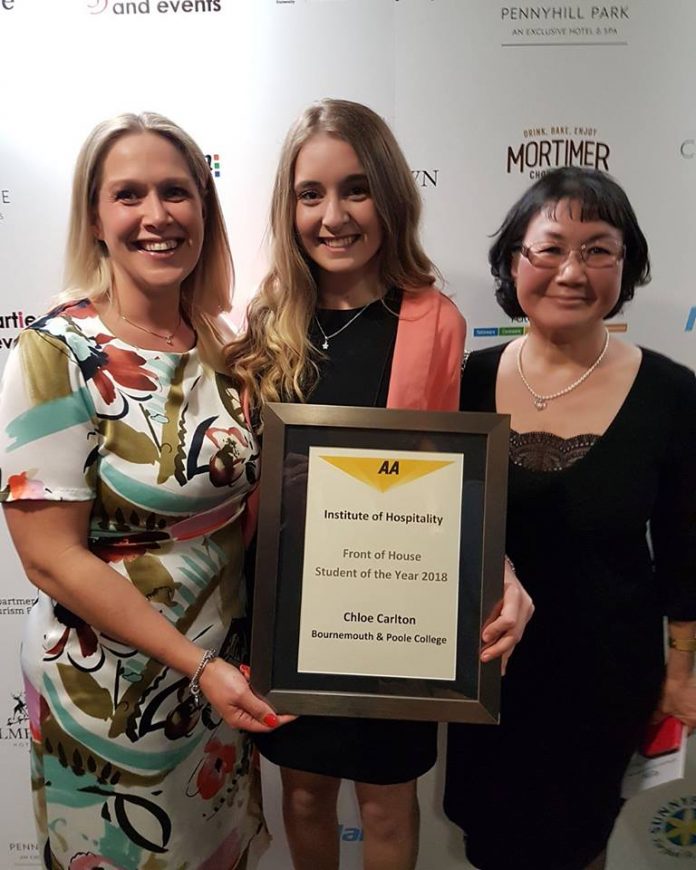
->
xmin=0 ymin=691 xmax=30 ymax=746
xmin=205 ymin=153 xmax=221 ymax=178
xmin=472 ymin=322 xmax=627 ymax=338
xmin=650 ymin=795 xmax=696 ymax=859
xmin=0 ymin=596 xmax=36 ymax=615
xmin=0 ymin=187 xmax=10 ymax=224
xmin=686 ymin=307 xmax=696 ymax=332
xmin=275 ymin=1 xmax=355 ymax=5
xmin=7 ymin=842 xmax=40 ymax=870
xmin=506 ymin=125 xmax=611 ymax=179
xmin=473 ymin=325 xmax=527 ymax=338
xmin=412 ymin=170 xmax=438 ymax=188
xmin=6 ymin=693 xmax=27 ymax=727
xmin=499 ymin=4 xmax=631 ymax=46
xmin=0 ymin=313 xmax=38 ymax=350
xmin=681 ymin=140 xmax=695 ymax=159
xmin=88 ymin=0 xmax=221 ymax=16
xmin=337 ymin=823 xmax=364 ymax=842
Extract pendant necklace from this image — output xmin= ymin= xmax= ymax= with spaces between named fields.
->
xmin=314 ymin=301 xmax=373 ymax=350
xmin=516 ymin=329 xmax=610 ymax=411
xmin=119 ymin=308 xmax=182 ymax=347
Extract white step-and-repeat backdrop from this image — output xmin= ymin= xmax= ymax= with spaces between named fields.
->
xmin=1 ymin=1 xmax=694 ymax=867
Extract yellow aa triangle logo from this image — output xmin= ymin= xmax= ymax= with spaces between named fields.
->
xmin=319 ymin=455 xmax=453 ymax=493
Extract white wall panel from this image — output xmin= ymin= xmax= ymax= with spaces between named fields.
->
xmin=0 ymin=1 xmax=693 ymax=867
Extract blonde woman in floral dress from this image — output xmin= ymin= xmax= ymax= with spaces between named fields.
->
xmin=0 ymin=113 xmax=290 ymax=870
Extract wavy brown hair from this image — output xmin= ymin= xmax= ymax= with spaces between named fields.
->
xmin=225 ymin=99 xmax=436 ymax=417
xmin=59 ymin=112 xmax=234 ymax=369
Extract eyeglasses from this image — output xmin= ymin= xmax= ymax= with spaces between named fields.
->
xmin=519 ymin=240 xmax=625 ymax=270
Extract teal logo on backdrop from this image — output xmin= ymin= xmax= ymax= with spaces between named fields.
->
xmin=472 ymin=323 xmax=628 ymax=340
xmin=686 ymin=307 xmax=696 ymax=332
xmin=651 ymin=796 xmax=696 ymax=859
xmin=473 ymin=326 xmax=526 ymax=338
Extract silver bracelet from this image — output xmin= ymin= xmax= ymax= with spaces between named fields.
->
xmin=189 ymin=648 xmax=217 ymax=707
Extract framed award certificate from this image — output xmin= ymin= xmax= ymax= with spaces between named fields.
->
xmin=250 ymin=404 xmax=509 ymax=724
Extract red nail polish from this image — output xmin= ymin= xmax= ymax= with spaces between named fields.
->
xmin=263 ymin=713 xmax=279 ymax=728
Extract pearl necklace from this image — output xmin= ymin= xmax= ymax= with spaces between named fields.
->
xmin=516 ymin=329 xmax=610 ymax=411
xmin=314 ymin=302 xmax=373 ymax=350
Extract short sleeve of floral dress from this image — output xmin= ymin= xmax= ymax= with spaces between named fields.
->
xmin=0 ymin=300 xmax=266 ymax=870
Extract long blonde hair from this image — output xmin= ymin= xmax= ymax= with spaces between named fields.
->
xmin=225 ymin=99 xmax=436 ymax=415
xmin=60 ymin=112 xmax=233 ymax=369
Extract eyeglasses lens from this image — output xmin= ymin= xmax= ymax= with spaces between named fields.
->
xmin=525 ymin=243 xmax=622 ymax=269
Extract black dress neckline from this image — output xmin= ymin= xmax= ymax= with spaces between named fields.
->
xmin=308 ymin=289 xmax=403 ymax=409
xmin=465 ymin=342 xmax=648 ymax=475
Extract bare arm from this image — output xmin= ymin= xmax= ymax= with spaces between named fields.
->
xmin=4 ymin=499 xmax=292 ymax=732
xmin=480 ymin=560 xmax=534 ymax=675
xmin=651 ymin=370 xmax=696 ymax=729
xmin=659 ymin=621 xmax=696 ymax=730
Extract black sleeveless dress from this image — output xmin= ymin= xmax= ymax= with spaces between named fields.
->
xmin=445 ymin=344 xmax=696 ymax=870
xmin=254 ymin=291 xmax=438 ymax=784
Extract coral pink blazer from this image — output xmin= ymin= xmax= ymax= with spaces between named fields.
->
xmin=242 ymin=288 xmax=466 ymax=542
xmin=388 ymin=287 xmax=466 ymax=411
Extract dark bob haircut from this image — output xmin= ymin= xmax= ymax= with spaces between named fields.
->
xmin=490 ymin=167 xmax=651 ymax=320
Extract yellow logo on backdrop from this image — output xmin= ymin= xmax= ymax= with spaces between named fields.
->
xmin=319 ymin=456 xmax=452 ymax=493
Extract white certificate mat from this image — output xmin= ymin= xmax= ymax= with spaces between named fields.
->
xmin=297 ymin=446 xmax=463 ymax=680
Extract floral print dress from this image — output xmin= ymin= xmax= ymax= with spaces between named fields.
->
xmin=0 ymin=300 xmax=265 ymax=870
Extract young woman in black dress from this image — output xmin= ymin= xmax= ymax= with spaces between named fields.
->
xmin=444 ymin=167 xmax=696 ymax=870
xmin=225 ymin=99 xmax=534 ymax=870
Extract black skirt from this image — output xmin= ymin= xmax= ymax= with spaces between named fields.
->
xmin=255 ymin=715 xmax=437 ymax=784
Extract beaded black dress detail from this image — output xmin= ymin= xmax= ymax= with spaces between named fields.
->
xmin=510 ymin=430 xmax=599 ymax=472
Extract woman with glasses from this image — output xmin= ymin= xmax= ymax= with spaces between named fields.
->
xmin=444 ymin=167 xmax=696 ymax=870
